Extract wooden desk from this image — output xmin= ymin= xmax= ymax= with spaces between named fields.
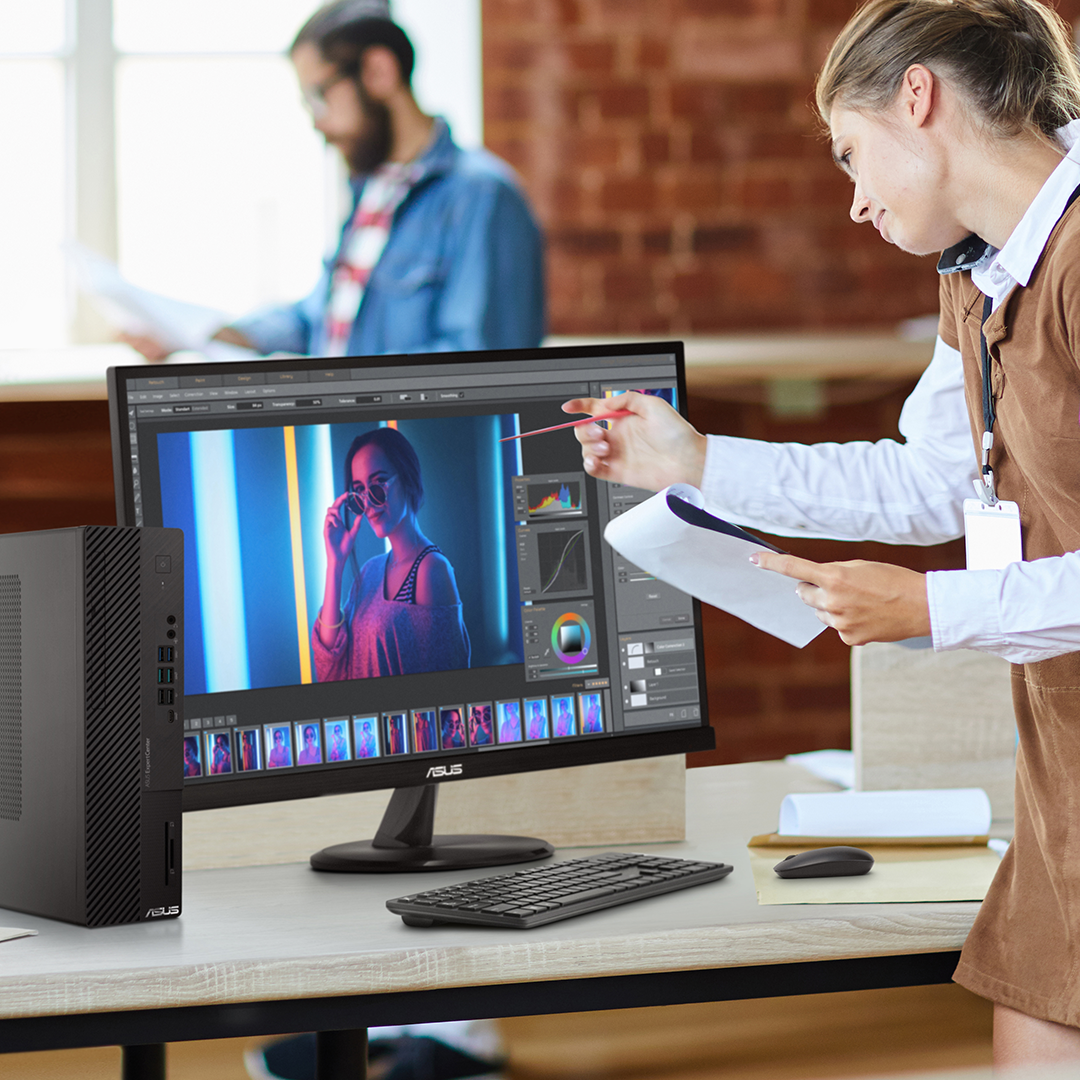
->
xmin=0 ymin=762 xmax=976 ymax=1077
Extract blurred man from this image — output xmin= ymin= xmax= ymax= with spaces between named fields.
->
xmin=131 ymin=0 xmax=544 ymax=361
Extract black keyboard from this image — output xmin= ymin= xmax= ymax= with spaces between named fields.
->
xmin=386 ymin=851 xmax=733 ymax=928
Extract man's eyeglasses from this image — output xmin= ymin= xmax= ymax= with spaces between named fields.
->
xmin=301 ymin=70 xmax=350 ymax=119
xmin=346 ymin=475 xmax=396 ymax=515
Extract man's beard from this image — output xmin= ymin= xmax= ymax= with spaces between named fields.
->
xmin=342 ymin=87 xmax=393 ymax=174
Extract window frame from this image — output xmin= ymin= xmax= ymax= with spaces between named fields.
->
xmin=5 ymin=0 xmax=483 ymax=348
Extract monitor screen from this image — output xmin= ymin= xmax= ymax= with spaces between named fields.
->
xmin=108 ymin=342 xmax=714 ymax=868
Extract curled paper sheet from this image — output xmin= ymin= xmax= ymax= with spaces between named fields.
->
xmin=66 ymin=242 xmax=253 ymax=361
xmin=603 ymin=484 xmax=826 ymax=648
xmin=778 ymin=788 xmax=993 ymax=839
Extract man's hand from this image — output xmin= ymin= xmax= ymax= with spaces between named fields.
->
xmin=561 ymin=391 xmax=707 ymax=492
xmin=751 ymin=551 xmax=931 ymax=645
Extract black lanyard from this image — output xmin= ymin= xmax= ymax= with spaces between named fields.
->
xmin=976 ymin=181 xmax=1080 ymax=504
xmin=976 ymin=293 xmax=996 ymax=503
xmin=979 ymin=293 xmax=995 ymax=437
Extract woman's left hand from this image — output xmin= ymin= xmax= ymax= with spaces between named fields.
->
xmin=750 ymin=551 xmax=931 ymax=645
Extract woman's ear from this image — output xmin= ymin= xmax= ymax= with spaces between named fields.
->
xmin=901 ymin=64 xmax=936 ymax=128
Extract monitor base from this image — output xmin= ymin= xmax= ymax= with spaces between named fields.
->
xmin=310 ymin=834 xmax=554 ymax=872
xmin=309 ymin=783 xmax=554 ymax=873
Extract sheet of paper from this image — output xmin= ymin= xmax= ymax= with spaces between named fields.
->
xmin=784 ymin=749 xmax=854 ymax=789
xmin=778 ymin=788 xmax=992 ymax=839
xmin=603 ymin=484 xmax=826 ymax=648
xmin=0 ymin=927 xmax=37 ymax=944
xmin=749 ymin=843 xmax=1002 ymax=905
xmin=66 ymin=242 xmax=253 ymax=360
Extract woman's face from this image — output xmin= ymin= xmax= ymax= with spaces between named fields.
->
xmin=350 ymin=443 xmax=411 ymax=540
xmin=829 ymin=103 xmax=964 ymax=257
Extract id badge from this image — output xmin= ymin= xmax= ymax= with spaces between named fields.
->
xmin=963 ymin=498 xmax=1022 ymax=570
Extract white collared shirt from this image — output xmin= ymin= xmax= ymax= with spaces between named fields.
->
xmin=971 ymin=118 xmax=1080 ymax=310
xmin=700 ymin=122 xmax=1080 ymax=664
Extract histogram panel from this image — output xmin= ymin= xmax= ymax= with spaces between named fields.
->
xmin=527 ymin=480 xmax=582 ymax=516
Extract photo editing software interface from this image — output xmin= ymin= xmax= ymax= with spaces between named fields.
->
xmin=114 ymin=346 xmax=710 ymax=800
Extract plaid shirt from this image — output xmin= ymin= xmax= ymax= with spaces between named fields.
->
xmin=324 ymin=161 xmax=417 ymax=356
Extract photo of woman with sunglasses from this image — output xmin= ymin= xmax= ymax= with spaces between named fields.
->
xmin=312 ymin=426 xmax=470 ymax=681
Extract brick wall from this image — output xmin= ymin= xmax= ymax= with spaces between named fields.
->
xmin=12 ymin=2 xmax=1076 ymax=765
xmin=480 ymin=0 xmax=1080 ymax=763
xmin=482 ymin=0 xmax=1080 ymax=336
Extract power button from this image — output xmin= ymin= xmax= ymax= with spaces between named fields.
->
xmin=155 ymin=556 xmax=172 ymax=574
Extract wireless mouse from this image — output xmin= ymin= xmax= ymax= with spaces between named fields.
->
xmin=774 ymin=846 xmax=874 ymax=879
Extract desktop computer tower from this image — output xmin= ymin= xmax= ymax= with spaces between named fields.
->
xmin=0 ymin=525 xmax=183 ymax=926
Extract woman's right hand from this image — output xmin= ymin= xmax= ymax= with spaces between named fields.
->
xmin=561 ymin=391 xmax=708 ymax=492
xmin=324 ymin=492 xmax=364 ymax=572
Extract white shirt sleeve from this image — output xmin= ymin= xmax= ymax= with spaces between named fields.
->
xmin=699 ymin=336 xmax=976 ymax=545
xmin=697 ymin=335 xmax=1080 ymax=664
xmin=928 ymin=554 xmax=1080 ymax=663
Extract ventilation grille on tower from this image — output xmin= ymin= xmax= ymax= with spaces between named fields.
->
xmin=84 ymin=528 xmax=142 ymax=926
xmin=0 ymin=574 xmax=21 ymax=823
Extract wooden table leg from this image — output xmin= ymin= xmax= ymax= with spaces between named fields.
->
xmin=316 ymin=1029 xmax=368 ymax=1080
xmin=122 ymin=1043 xmax=166 ymax=1080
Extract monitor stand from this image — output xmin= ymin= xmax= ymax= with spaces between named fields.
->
xmin=309 ymin=784 xmax=554 ymax=872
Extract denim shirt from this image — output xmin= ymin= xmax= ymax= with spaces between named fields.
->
xmin=234 ymin=119 xmax=545 ymax=357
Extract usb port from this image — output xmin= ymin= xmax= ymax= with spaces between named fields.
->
xmin=157 ymin=667 xmax=174 ymax=684
xmin=158 ymin=646 xmax=174 ymax=662
xmin=158 ymin=688 xmax=174 ymax=705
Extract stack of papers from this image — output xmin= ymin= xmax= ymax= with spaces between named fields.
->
xmin=749 ymin=843 xmax=1003 ymax=905
xmin=774 ymin=787 xmax=993 ymax=843
xmin=749 ymin=787 xmax=1001 ymax=905
xmin=784 ymin=749 xmax=855 ymax=789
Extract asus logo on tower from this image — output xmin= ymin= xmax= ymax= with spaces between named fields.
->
xmin=426 ymin=764 xmax=463 ymax=779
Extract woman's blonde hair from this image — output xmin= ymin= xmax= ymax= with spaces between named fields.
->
xmin=816 ymin=0 xmax=1080 ymax=138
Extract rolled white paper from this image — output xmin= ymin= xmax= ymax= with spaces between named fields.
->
xmin=603 ymin=484 xmax=825 ymax=648
xmin=778 ymin=788 xmax=992 ymax=838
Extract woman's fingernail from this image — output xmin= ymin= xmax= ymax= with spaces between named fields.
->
xmin=749 ymin=553 xmax=761 ymax=566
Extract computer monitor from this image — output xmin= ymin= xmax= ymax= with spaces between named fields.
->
xmin=108 ymin=342 xmax=715 ymax=872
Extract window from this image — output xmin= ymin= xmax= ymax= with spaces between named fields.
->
xmin=0 ymin=0 xmax=482 ymax=351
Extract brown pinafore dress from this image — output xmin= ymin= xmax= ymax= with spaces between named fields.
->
xmin=941 ymin=203 xmax=1080 ymax=1026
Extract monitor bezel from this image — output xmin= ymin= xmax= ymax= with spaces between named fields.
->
xmin=107 ymin=341 xmax=715 ymax=812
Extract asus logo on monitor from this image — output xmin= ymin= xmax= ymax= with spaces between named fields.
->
xmin=426 ymin=764 xmax=463 ymax=779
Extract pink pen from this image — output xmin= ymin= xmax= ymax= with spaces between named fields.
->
xmin=499 ymin=409 xmax=634 ymax=442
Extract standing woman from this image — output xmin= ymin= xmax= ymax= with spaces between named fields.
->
xmin=568 ymin=0 xmax=1080 ymax=1062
